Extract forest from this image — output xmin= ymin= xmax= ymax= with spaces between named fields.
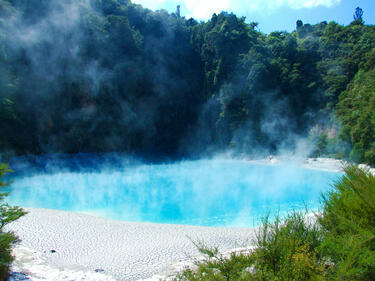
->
xmin=0 ymin=0 xmax=374 ymax=164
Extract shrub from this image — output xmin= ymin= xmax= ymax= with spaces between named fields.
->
xmin=251 ymin=212 xmax=326 ymax=280
xmin=176 ymin=248 xmax=254 ymax=281
xmin=0 ymin=163 xmax=26 ymax=280
xmin=176 ymin=212 xmax=325 ymax=281
xmin=0 ymin=231 xmax=18 ymax=280
xmin=319 ymin=165 xmax=375 ymax=280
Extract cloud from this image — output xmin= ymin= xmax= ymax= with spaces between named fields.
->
xmin=284 ymin=0 xmax=341 ymax=9
xmin=180 ymin=0 xmax=230 ymax=19
xmin=132 ymin=0 xmax=341 ymax=19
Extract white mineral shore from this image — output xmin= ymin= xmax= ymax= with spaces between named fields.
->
xmin=6 ymin=208 xmax=256 ymax=281
xmin=246 ymin=156 xmax=345 ymax=172
xmin=254 ymin=156 xmax=375 ymax=175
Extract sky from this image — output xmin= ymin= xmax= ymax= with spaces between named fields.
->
xmin=131 ymin=0 xmax=374 ymax=33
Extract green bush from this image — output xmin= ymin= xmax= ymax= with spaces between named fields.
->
xmin=176 ymin=247 xmax=254 ymax=281
xmin=251 ymin=212 xmax=326 ymax=281
xmin=176 ymin=212 xmax=326 ymax=281
xmin=0 ymin=231 xmax=18 ymax=280
xmin=319 ymin=165 xmax=375 ymax=280
xmin=0 ymin=163 xmax=26 ymax=280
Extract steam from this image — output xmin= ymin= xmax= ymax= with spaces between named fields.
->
xmin=1 ymin=0 xmax=202 ymax=157
xmin=0 ymin=0 xmax=348 ymax=161
xmin=7 ymin=158 xmax=341 ymax=227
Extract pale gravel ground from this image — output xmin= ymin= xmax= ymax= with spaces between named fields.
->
xmin=6 ymin=208 xmax=255 ymax=281
xmin=5 ymin=157 xmax=350 ymax=281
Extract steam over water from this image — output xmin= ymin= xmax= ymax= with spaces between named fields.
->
xmin=7 ymin=159 xmax=340 ymax=227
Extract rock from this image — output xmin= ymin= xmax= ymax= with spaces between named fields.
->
xmin=95 ymin=269 xmax=105 ymax=273
xmin=50 ymin=249 xmax=56 ymax=253
xmin=7 ymin=271 xmax=32 ymax=280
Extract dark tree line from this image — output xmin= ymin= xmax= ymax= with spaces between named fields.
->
xmin=0 ymin=0 xmax=374 ymax=164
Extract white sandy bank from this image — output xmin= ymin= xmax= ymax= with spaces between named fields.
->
xmin=6 ymin=208 xmax=255 ymax=281
xmin=246 ymin=156 xmax=345 ymax=172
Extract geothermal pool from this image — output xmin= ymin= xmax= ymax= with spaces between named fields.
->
xmin=7 ymin=159 xmax=341 ymax=227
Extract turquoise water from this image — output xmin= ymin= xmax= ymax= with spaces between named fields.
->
xmin=7 ymin=159 xmax=341 ymax=227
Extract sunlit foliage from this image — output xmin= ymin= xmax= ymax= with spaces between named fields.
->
xmin=319 ymin=165 xmax=375 ymax=280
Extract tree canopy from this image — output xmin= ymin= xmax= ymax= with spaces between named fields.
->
xmin=0 ymin=1 xmax=373 ymax=164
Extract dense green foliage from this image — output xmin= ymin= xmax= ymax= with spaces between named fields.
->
xmin=177 ymin=212 xmax=326 ymax=281
xmin=176 ymin=165 xmax=375 ymax=280
xmin=0 ymin=0 xmax=373 ymax=163
xmin=0 ymin=164 xmax=26 ymax=279
xmin=337 ymin=69 xmax=375 ymax=164
xmin=319 ymin=166 xmax=375 ymax=280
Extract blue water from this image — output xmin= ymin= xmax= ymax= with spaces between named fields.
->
xmin=6 ymin=159 xmax=341 ymax=227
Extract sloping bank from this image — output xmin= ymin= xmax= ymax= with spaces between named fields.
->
xmin=6 ymin=208 xmax=255 ymax=280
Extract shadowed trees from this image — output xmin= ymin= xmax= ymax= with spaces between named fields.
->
xmin=0 ymin=0 xmax=373 ymax=163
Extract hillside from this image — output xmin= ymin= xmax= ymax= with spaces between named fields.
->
xmin=0 ymin=0 xmax=374 ymax=164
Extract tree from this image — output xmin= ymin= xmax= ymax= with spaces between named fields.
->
xmin=336 ymin=69 xmax=375 ymax=165
xmin=0 ymin=163 xmax=26 ymax=280
xmin=176 ymin=5 xmax=180 ymax=17
xmin=296 ymin=19 xmax=303 ymax=30
xmin=353 ymin=7 xmax=364 ymax=25
xmin=249 ymin=21 xmax=258 ymax=30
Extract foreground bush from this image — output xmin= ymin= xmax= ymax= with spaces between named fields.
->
xmin=0 ymin=164 xmax=26 ymax=280
xmin=176 ymin=212 xmax=325 ymax=281
xmin=319 ymin=165 xmax=375 ymax=280
xmin=251 ymin=212 xmax=326 ymax=280
xmin=177 ymin=165 xmax=375 ymax=280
